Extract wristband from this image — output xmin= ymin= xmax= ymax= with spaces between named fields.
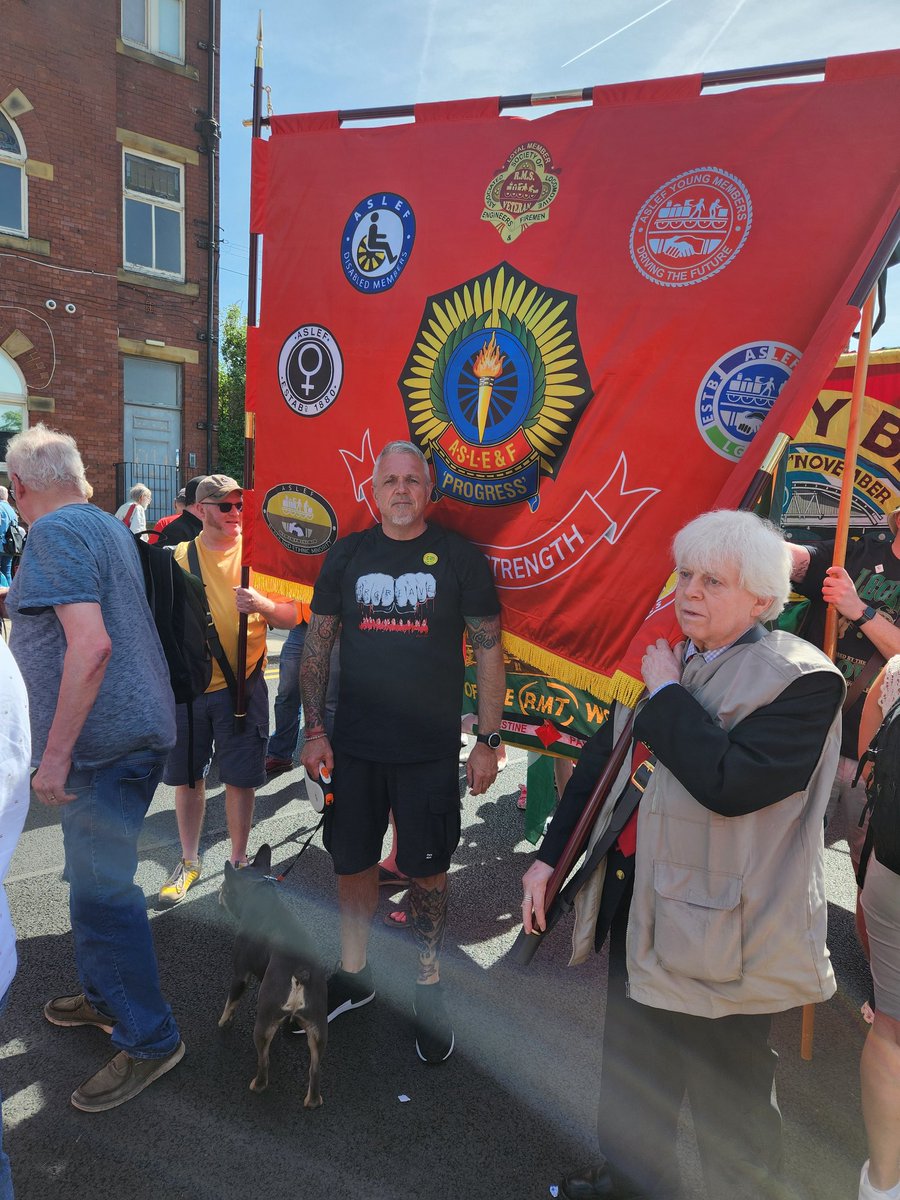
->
xmin=304 ymin=732 xmax=328 ymax=743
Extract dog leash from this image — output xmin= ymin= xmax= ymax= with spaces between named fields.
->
xmin=275 ymin=815 xmax=325 ymax=882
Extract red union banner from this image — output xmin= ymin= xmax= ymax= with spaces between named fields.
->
xmin=781 ymin=348 xmax=900 ymax=531
xmin=248 ymin=51 xmax=900 ymax=703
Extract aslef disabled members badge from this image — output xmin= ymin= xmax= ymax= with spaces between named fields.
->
xmin=630 ymin=167 xmax=752 ymax=287
xmin=398 ymin=263 xmax=591 ymax=511
xmin=341 ymin=192 xmax=416 ymax=293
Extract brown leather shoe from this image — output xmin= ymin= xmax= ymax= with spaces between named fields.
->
xmin=44 ymin=993 xmax=114 ymax=1034
xmin=70 ymin=1042 xmax=185 ymax=1112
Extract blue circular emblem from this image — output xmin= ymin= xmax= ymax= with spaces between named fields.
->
xmin=695 ymin=341 xmax=802 ymax=462
xmin=444 ymin=329 xmax=534 ymax=446
xmin=341 ymin=193 xmax=415 ymax=293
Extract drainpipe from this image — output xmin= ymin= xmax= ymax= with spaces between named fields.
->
xmin=197 ymin=0 xmax=220 ymax=471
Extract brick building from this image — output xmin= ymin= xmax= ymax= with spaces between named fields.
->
xmin=0 ymin=0 xmax=219 ymax=524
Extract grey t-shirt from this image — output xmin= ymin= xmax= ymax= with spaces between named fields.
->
xmin=7 ymin=503 xmax=176 ymax=770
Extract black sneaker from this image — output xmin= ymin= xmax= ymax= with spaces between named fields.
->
xmin=413 ymin=981 xmax=454 ymax=1064
xmin=290 ymin=964 xmax=375 ymax=1035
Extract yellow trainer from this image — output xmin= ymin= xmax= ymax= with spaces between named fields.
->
xmin=159 ymin=858 xmax=201 ymax=906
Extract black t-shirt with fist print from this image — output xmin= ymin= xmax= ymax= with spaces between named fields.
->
xmin=312 ymin=523 xmax=499 ymax=762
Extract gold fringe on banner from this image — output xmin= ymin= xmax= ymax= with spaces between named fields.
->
xmin=501 ymin=632 xmax=645 ymax=709
xmin=250 ymin=571 xmax=314 ymax=604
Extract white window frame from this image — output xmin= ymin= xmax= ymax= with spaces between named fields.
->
xmin=121 ymin=0 xmax=185 ymax=63
xmin=122 ymin=149 xmax=185 ymax=281
xmin=0 ymin=350 xmax=28 ymax=477
xmin=0 ymin=110 xmax=27 ymax=238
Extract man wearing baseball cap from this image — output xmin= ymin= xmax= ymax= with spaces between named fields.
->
xmin=159 ymin=474 xmax=300 ymax=904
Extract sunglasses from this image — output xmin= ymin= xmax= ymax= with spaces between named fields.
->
xmin=202 ymin=500 xmax=243 ymax=513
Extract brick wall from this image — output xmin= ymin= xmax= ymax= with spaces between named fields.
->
xmin=0 ymin=0 xmax=219 ymax=515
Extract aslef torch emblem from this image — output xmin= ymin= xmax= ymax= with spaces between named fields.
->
xmin=398 ymin=264 xmax=591 ymax=511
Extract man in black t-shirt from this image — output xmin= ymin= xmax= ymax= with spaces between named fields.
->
xmin=789 ymin=514 xmax=900 ymax=869
xmin=154 ymin=475 xmax=205 ymax=548
xmin=299 ymin=440 xmax=504 ymax=1064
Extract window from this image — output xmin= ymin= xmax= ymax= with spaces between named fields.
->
xmin=0 ymin=110 xmax=26 ymax=237
xmin=123 ymin=356 xmax=182 ymax=409
xmin=121 ymin=0 xmax=184 ymax=61
xmin=123 ymin=150 xmax=184 ymax=279
xmin=0 ymin=351 xmax=27 ymax=477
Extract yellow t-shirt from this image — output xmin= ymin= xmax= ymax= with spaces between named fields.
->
xmin=173 ymin=536 xmax=270 ymax=693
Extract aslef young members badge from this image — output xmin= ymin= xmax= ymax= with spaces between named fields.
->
xmin=398 ymin=263 xmax=592 ymax=512
xmin=630 ymin=166 xmax=752 ymax=287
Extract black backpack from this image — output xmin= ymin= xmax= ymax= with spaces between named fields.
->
xmin=133 ymin=534 xmax=214 ymax=786
xmin=2 ymin=522 xmax=24 ymax=558
xmin=857 ymin=696 xmax=900 ymax=885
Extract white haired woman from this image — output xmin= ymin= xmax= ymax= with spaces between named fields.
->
xmin=114 ymin=484 xmax=151 ymax=536
xmin=857 ymin=661 xmax=900 ymax=1200
xmin=524 ymin=509 xmax=845 ymax=1200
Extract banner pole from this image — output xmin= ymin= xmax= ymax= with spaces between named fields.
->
xmin=509 ymin=433 xmax=791 ymax=967
xmin=234 ymin=11 xmax=264 ymax=734
xmin=822 ymin=287 xmax=878 ymax=659
xmin=798 ymin=287 xmax=877 ymax=1060
xmin=247 ymin=56 xmax=828 ymax=128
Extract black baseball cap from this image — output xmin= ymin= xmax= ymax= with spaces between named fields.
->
xmin=184 ymin=476 xmax=207 ymax=505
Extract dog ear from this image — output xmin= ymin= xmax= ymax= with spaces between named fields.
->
xmin=252 ymin=844 xmax=272 ymax=872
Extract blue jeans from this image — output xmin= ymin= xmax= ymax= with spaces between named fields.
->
xmin=0 ymin=986 xmax=13 ymax=1200
xmin=60 ymin=754 xmax=181 ymax=1060
xmin=267 ymin=623 xmax=306 ymax=761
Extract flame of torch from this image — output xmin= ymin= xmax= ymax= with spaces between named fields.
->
xmin=471 ymin=332 xmax=506 ymax=443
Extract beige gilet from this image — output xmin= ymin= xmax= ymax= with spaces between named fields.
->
xmin=623 ymin=629 xmax=842 ymax=1017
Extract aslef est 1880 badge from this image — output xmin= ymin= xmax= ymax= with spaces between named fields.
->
xmin=398 ymin=263 xmax=591 ymax=511
xmin=278 ymin=325 xmax=343 ymax=416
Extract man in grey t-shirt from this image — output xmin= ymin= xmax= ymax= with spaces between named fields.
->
xmin=3 ymin=424 xmax=184 ymax=1113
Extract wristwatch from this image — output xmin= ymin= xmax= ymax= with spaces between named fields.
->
xmin=476 ymin=730 xmax=503 ymax=749
xmin=856 ymin=604 xmax=878 ymax=628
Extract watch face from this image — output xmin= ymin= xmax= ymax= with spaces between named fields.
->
xmin=488 ymin=732 xmax=502 ymax=749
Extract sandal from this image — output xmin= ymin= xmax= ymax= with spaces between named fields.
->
xmin=383 ymin=905 xmax=410 ymax=929
xmin=378 ymin=866 xmax=409 ymax=888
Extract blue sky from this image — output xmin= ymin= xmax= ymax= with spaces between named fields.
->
xmin=217 ymin=0 xmax=900 ymax=348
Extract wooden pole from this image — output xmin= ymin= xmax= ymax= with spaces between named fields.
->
xmin=233 ymin=11 xmax=264 ymax=734
xmin=801 ymin=286 xmax=877 ymax=1062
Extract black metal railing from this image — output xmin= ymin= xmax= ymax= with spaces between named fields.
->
xmin=114 ymin=462 xmax=181 ymax=528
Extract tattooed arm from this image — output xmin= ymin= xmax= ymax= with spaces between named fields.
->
xmin=299 ymin=613 xmax=341 ymax=776
xmin=464 ymin=613 xmax=505 ymax=796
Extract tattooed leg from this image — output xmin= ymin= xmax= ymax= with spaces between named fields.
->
xmin=409 ymin=875 xmax=448 ymax=984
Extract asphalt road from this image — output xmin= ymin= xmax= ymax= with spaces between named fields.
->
xmin=1 ymin=632 xmax=875 ymax=1200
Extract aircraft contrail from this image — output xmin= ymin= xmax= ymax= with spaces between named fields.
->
xmin=562 ymin=0 xmax=679 ymax=68
xmin=699 ymin=0 xmax=749 ymax=63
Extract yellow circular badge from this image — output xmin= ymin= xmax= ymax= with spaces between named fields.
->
xmin=423 ymin=552 xmax=438 ymax=566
